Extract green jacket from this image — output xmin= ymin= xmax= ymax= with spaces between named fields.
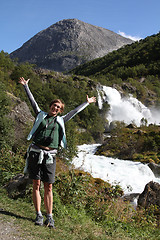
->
xmin=24 ymin=84 xmax=89 ymax=148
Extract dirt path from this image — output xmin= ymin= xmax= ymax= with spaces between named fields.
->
xmin=0 ymin=216 xmax=26 ymax=240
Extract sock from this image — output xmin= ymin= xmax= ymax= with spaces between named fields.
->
xmin=47 ymin=213 xmax=52 ymax=219
xmin=36 ymin=211 xmax=43 ymax=217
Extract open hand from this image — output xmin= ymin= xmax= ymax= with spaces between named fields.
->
xmin=19 ymin=77 xmax=30 ymax=85
xmin=87 ymin=95 xmax=96 ymax=104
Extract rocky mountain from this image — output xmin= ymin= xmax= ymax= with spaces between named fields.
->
xmin=10 ymin=19 xmax=133 ymax=72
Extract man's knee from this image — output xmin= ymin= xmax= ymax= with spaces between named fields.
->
xmin=33 ymin=179 xmax=41 ymax=190
xmin=44 ymin=183 xmax=52 ymax=193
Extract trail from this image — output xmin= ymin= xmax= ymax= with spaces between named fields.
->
xmin=0 ymin=214 xmax=32 ymax=240
xmin=0 ymin=216 xmax=24 ymax=240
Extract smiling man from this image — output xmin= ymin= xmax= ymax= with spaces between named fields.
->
xmin=19 ymin=77 xmax=96 ymax=228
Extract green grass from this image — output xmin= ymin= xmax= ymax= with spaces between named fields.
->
xmin=0 ymin=188 xmax=107 ymax=240
xmin=0 ymin=187 xmax=160 ymax=240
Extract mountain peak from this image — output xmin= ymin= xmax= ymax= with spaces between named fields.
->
xmin=10 ymin=19 xmax=133 ymax=72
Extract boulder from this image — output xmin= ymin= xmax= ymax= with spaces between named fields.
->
xmin=148 ymin=162 xmax=160 ymax=178
xmin=7 ymin=92 xmax=34 ymax=148
xmin=137 ymin=181 xmax=160 ymax=222
xmin=122 ymin=193 xmax=140 ymax=203
xmin=126 ymin=123 xmax=137 ymax=129
xmin=5 ymin=174 xmax=32 ymax=199
xmin=121 ymin=193 xmax=140 ymax=210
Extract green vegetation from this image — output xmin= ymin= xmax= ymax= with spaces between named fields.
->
xmin=71 ymin=32 xmax=160 ymax=104
xmin=71 ymin=33 xmax=160 ymax=78
xmin=1 ymin=32 xmax=160 ymax=239
xmin=0 ymin=50 xmax=105 ymax=159
xmin=1 ymin=186 xmax=159 ymax=240
xmin=96 ymin=123 xmax=160 ymax=164
xmin=0 ymin=164 xmax=159 ymax=239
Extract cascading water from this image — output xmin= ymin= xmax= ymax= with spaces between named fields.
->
xmin=72 ymin=144 xmax=160 ymax=194
xmin=97 ymin=85 xmax=160 ymax=126
xmin=72 ymin=85 xmax=160 ymax=195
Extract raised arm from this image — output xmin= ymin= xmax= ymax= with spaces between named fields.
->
xmin=63 ymin=95 xmax=96 ymax=123
xmin=19 ymin=77 xmax=41 ymax=115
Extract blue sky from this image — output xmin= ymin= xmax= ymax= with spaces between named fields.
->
xmin=1 ymin=0 xmax=160 ymax=53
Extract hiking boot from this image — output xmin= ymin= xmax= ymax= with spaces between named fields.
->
xmin=35 ymin=215 xmax=43 ymax=226
xmin=44 ymin=217 xmax=55 ymax=228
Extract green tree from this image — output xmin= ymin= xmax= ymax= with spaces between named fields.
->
xmin=0 ymin=51 xmax=15 ymax=71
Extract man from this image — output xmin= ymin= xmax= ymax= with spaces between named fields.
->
xmin=19 ymin=77 xmax=96 ymax=228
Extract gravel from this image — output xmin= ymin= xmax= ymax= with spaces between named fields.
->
xmin=0 ymin=216 xmax=26 ymax=240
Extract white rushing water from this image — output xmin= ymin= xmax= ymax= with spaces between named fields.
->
xmin=97 ymin=85 xmax=160 ymax=126
xmin=72 ymin=144 xmax=160 ymax=194
xmin=72 ymin=85 xmax=160 ymax=194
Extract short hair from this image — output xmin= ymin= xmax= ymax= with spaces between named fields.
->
xmin=49 ymin=99 xmax=65 ymax=113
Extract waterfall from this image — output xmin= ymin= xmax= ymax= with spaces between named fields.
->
xmin=97 ymin=85 xmax=160 ymax=126
xmin=72 ymin=85 xmax=160 ymax=195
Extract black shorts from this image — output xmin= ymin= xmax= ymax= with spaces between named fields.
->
xmin=28 ymin=150 xmax=56 ymax=183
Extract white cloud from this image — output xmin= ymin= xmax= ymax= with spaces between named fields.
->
xmin=118 ymin=31 xmax=142 ymax=41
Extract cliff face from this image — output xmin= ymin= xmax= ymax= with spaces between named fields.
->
xmin=7 ymin=92 xmax=34 ymax=146
xmin=10 ymin=19 xmax=133 ymax=72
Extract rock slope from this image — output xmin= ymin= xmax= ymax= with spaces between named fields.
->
xmin=10 ymin=19 xmax=133 ymax=72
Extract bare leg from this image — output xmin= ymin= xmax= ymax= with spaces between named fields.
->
xmin=44 ymin=182 xmax=53 ymax=214
xmin=32 ymin=179 xmax=41 ymax=212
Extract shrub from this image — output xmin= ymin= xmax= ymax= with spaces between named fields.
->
xmin=0 ymin=147 xmax=25 ymax=186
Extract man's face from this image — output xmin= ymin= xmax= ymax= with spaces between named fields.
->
xmin=49 ymin=102 xmax=61 ymax=116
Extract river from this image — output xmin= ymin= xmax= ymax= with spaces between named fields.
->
xmin=72 ymin=85 xmax=160 ymax=194
xmin=72 ymin=144 xmax=160 ymax=194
